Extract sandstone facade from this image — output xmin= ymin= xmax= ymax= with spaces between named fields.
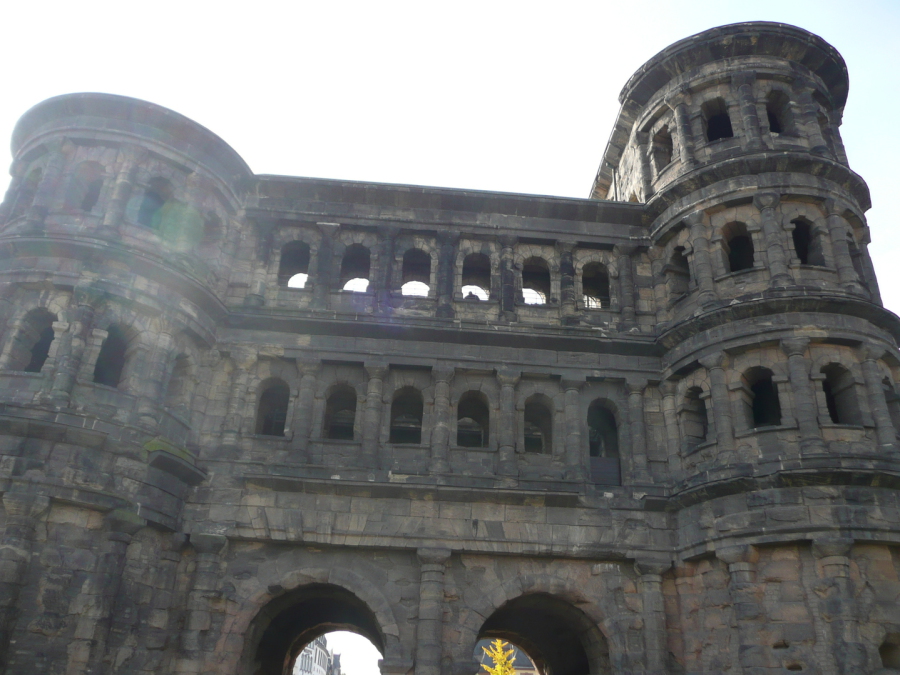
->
xmin=0 ymin=21 xmax=896 ymax=675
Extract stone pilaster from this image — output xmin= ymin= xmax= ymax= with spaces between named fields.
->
xmin=498 ymin=235 xmax=517 ymax=321
xmin=796 ymin=84 xmax=829 ymax=155
xmin=811 ymin=538 xmax=865 ymax=675
xmin=667 ymin=91 xmax=696 ymax=169
xmin=376 ymin=226 xmax=399 ymax=315
xmin=698 ymin=353 xmax=734 ymax=452
xmin=635 ymin=131 xmax=653 ymax=199
xmin=717 ymin=545 xmax=763 ymax=675
xmin=615 ymin=244 xmax=637 ymax=329
xmin=496 ymin=370 xmax=519 ymax=480
xmin=858 ymin=345 xmax=896 ymax=449
xmin=176 ymin=533 xmax=228 ymax=675
xmin=753 ymin=193 xmax=792 ymax=287
xmin=781 ymin=338 xmax=825 ymax=453
xmin=26 ymin=140 xmax=72 ymax=230
xmin=221 ymin=346 xmax=257 ymax=449
xmin=635 ymin=558 xmax=672 ymax=675
xmin=659 ymin=381 xmax=681 ymax=474
xmin=626 ymin=380 xmax=651 ymax=484
xmin=414 ymin=548 xmax=451 ymax=675
xmin=823 ymin=200 xmax=863 ymax=292
xmin=47 ymin=299 xmax=96 ymax=405
xmin=436 ymin=232 xmax=457 ymax=319
xmin=292 ymin=358 xmax=320 ymax=459
xmin=101 ymin=146 xmax=145 ymax=233
xmin=429 ymin=366 xmax=454 ymax=474
xmin=312 ymin=222 xmax=338 ymax=309
xmin=685 ymin=211 xmax=717 ymax=305
xmin=556 ymin=241 xmax=577 ymax=322
xmin=361 ymin=363 xmax=388 ymax=469
xmin=732 ymin=73 xmax=763 ymax=150
xmin=562 ymin=379 xmax=585 ymax=481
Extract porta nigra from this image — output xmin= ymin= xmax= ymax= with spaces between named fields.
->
xmin=0 ymin=21 xmax=898 ymax=675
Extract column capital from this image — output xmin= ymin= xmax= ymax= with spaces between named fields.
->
xmin=296 ymin=356 xmax=321 ymax=376
xmin=365 ymin=362 xmax=389 ymax=380
xmin=555 ymin=239 xmax=577 ymax=254
xmin=106 ymin=508 xmax=145 ymax=536
xmin=822 ymin=198 xmax=844 ymax=218
xmin=614 ymin=243 xmax=639 ymax=258
xmin=634 ymin=557 xmax=672 ymax=577
xmin=811 ymin=537 xmax=853 ymax=559
xmin=316 ymin=221 xmax=341 ymax=238
xmin=716 ymin=544 xmax=758 ymax=566
xmin=730 ymin=71 xmax=757 ymax=89
xmin=698 ymin=352 xmax=728 ymax=370
xmin=2 ymin=491 xmax=50 ymax=519
xmin=683 ymin=210 xmax=706 ymax=228
xmin=190 ymin=532 xmax=228 ymax=556
xmin=858 ymin=344 xmax=886 ymax=363
xmin=431 ymin=365 xmax=455 ymax=384
xmin=781 ymin=338 xmax=811 ymax=358
xmin=561 ymin=378 xmax=585 ymax=392
xmin=498 ymin=235 xmax=517 ymax=249
xmin=496 ymin=370 xmax=520 ymax=388
xmin=417 ymin=548 xmax=451 ymax=565
xmin=752 ymin=192 xmax=780 ymax=211
xmin=658 ymin=380 xmax=677 ymax=397
xmin=625 ymin=379 xmax=647 ymax=396
xmin=228 ymin=346 xmax=258 ymax=369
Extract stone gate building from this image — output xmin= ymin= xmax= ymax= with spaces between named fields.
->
xmin=0 ymin=20 xmax=897 ymax=675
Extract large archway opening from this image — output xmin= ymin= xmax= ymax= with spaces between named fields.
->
xmin=244 ymin=584 xmax=385 ymax=675
xmin=477 ymin=593 xmax=610 ymax=675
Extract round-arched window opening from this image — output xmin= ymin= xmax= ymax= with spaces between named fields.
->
xmin=401 ymin=280 xmax=429 ymax=297
xmin=288 ymin=273 xmax=309 ymax=289
xmin=462 ymin=285 xmax=488 ymax=301
xmin=343 ymin=278 xmax=370 ymax=292
xmin=522 ymin=288 xmax=546 ymax=305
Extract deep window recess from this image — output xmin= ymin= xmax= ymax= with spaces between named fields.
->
xmin=10 ymin=168 xmax=41 ymax=220
xmin=64 ymin=162 xmax=104 ymax=212
xmin=10 ymin=309 xmax=57 ymax=373
xmin=582 ymin=263 xmax=610 ymax=309
xmin=523 ymin=397 xmax=552 ymax=454
xmin=791 ymin=219 xmax=825 ymax=266
xmin=766 ymin=91 xmax=793 ymax=135
xmin=462 ymin=253 xmax=491 ymax=300
xmin=722 ymin=223 xmax=754 ymax=272
xmin=390 ymin=387 xmax=423 ymax=444
xmin=587 ymin=401 xmax=620 ymax=485
xmin=821 ymin=364 xmax=861 ymax=425
xmin=666 ymin=247 xmax=691 ymax=299
xmin=340 ymin=244 xmax=371 ymax=292
xmin=278 ymin=241 xmax=311 ymax=289
xmin=401 ymin=249 xmax=431 ymax=297
xmin=256 ymin=380 xmax=290 ymax=437
xmin=702 ymin=98 xmax=734 ymax=142
xmin=522 ymin=258 xmax=551 ymax=305
xmin=883 ymin=377 xmax=900 ymax=437
xmin=457 ymin=391 xmax=489 ymax=447
xmin=680 ymin=387 xmax=709 ymax=447
xmin=652 ymin=125 xmax=673 ymax=173
xmin=137 ymin=177 xmax=173 ymax=228
xmin=93 ymin=325 xmax=129 ymax=388
xmin=881 ymin=634 xmax=900 ymax=669
xmin=743 ymin=367 xmax=781 ymax=428
xmin=324 ymin=385 xmax=357 ymax=440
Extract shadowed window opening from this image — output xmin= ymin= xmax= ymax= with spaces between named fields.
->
xmin=462 ymin=253 xmax=491 ymax=300
xmin=524 ymin=397 xmax=552 ymax=454
xmin=743 ymin=367 xmax=781 ymax=428
xmin=340 ymin=244 xmax=371 ymax=292
xmin=880 ymin=634 xmax=900 ymax=669
xmin=821 ymin=364 xmax=861 ymax=425
xmin=652 ymin=125 xmax=673 ymax=173
xmin=582 ymin=263 xmax=610 ymax=309
xmin=680 ymin=386 xmax=708 ymax=449
xmin=588 ymin=401 xmax=620 ymax=485
xmin=883 ymin=378 xmax=900 ymax=437
xmin=279 ymin=241 xmax=311 ymax=289
xmin=401 ymin=249 xmax=431 ymax=296
xmin=791 ymin=219 xmax=825 ymax=266
xmin=666 ymin=247 xmax=691 ymax=299
xmin=10 ymin=167 xmax=42 ymax=220
xmin=324 ymin=385 xmax=357 ymax=440
xmin=766 ymin=91 xmax=793 ymax=135
xmin=65 ymin=161 xmax=104 ymax=212
xmin=164 ymin=354 xmax=192 ymax=411
xmin=522 ymin=258 xmax=551 ymax=306
xmin=93 ymin=325 xmax=129 ymax=388
xmin=703 ymin=98 xmax=734 ymax=142
xmin=10 ymin=309 xmax=57 ymax=373
xmin=24 ymin=326 xmax=54 ymax=373
xmin=847 ymin=234 xmax=868 ymax=287
xmin=457 ymin=391 xmax=489 ymax=448
xmin=722 ymin=222 xmax=754 ymax=272
xmin=390 ymin=387 xmax=423 ymax=444
xmin=256 ymin=380 xmax=290 ymax=437
xmin=137 ymin=177 xmax=173 ymax=228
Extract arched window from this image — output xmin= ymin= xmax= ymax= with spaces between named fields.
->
xmin=766 ymin=91 xmax=793 ymax=135
xmin=666 ymin=247 xmax=691 ymax=299
xmin=457 ymin=391 xmax=489 ymax=448
xmin=523 ymin=396 xmax=552 ymax=454
xmin=10 ymin=168 xmax=42 ymax=221
xmin=340 ymin=244 xmax=371 ymax=292
xmin=742 ymin=367 xmax=781 ymax=428
xmin=883 ymin=377 xmax=900 ymax=438
xmin=680 ymin=386 xmax=709 ymax=448
xmin=522 ymin=258 xmax=551 ymax=305
xmin=821 ymin=364 xmax=861 ymax=425
xmin=791 ymin=219 xmax=825 ymax=266
xmin=256 ymin=380 xmax=290 ymax=437
xmin=324 ymin=385 xmax=357 ymax=440
xmin=137 ymin=177 xmax=173 ymax=228
xmin=8 ymin=309 xmax=56 ymax=373
xmin=582 ymin=263 xmax=610 ymax=309
xmin=64 ymin=162 xmax=104 ymax=213
xmin=847 ymin=234 xmax=868 ymax=287
xmin=390 ymin=387 xmax=423 ymax=444
xmin=278 ymin=241 xmax=311 ymax=288
xmin=702 ymin=98 xmax=734 ymax=142
xmin=401 ymin=248 xmax=431 ymax=297
xmin=652 ymin=125 xmax=673 ymax=173
xmin=722 ymin=222 xmax=754 ymax=273
xmin=462 ymin=253 xmax=491 ymax=300
xmin=587 ymin=400 xmax=620 ymax=484
xmin=93 ymin=325 xmax=130 ymax=388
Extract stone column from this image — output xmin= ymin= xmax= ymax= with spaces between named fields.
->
xmin=781 ymin=338 xmax=825 ymax=453
xmin=0 ymin=492 xmax=49 ymax=671
xmin=361 ymin=363 xmax=388 ymax=469
xmin=811 ymin=538 xmax=865 ymax=674
xmin=562 ymin=379 xmax=585 ymax=481
xmin=753 ymin=193 xmax=792 ymax=287
xmin=659 ymin=381 xmax=681 ymax=474
xmin=858 ymin=345 xmax=896 ymax=449
xmin=414 ymin=548 xmax=451 ymax=675
xmin=101 ymin=147 xmax=144 ymax=233
xmin=635 ymin=558 xmax=672 ymax=675
xmin=717 ymin=545 xmax=764 ymax=675
xmin=732 ymin=73 xmax=763 ymax=150
xmin=26 ymin=140 xmax=72 ymax=228
xmin=685 ymin=212 xmax=717 ymax=305
xmin=698 ymin=353 xmax=734 ymax=452
xmin=221 ymin=347 xmax=256 ymax=450
xmin=177 ymin=533 xmax=228 ymax=675
xmin=292 ymin=358 xmax=320 ymax=459
xmin=796 ymin=85 xmax=829 ymax=156
xmin=823 ymin=200 xmax=862 ymax=292
xmin=48 ymin=299 xmax=96 ymax=405
xmin=245 ymin=218 xmax=274 ymax=307
xmin=626 ymin=380 xmax=651 ymax=484
xmin=496 ymin=370 xmax=519 ymax=479
xmin=667 ymin=92 xmax=697 ymax=169
xmin=376 ymin=226 xmax=399 ymax=315
xmin=312 ymin=222 xmax=338 ymax=309
xmin=616 ymin=244 xmax=637 ymax=329
xmin=429 ymin=366 xmax=454 ymax=474
xmin=557 ymin=241 xmax=578 ymax=323
xmin=635 ymin=131 xmax=653 ymax=199
xmin=498 ymin=236 xmax=517 ymax=320
xmin=436 ymin=232 xmax=457 ymax=319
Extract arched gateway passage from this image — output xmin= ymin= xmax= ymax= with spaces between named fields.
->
xmin=243 ymin=584 xmax=385 ymax=675
xmin=478 ymin=593 xmax=610 ymax=675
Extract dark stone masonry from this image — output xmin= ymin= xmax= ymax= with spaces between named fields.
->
xmin=0 ymin=20 xmax=897 ymax=675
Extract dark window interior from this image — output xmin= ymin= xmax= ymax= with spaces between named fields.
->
xmin=257 ymin=381 xmax=290 ymax=437
xmin=93 ymin=325 xmax=129 ymax=388
xmin=390 ymin=387 xmax=423 ymax=444
xmin=524 ymin=398 xmax=552 ymax=454
xmin=325 ymin=386 xmax=357 ymax=440
xmin=582 ymin=263 xmax=610 ymax=309
xmin=457 ymin=392 xmax=489 ymax=447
